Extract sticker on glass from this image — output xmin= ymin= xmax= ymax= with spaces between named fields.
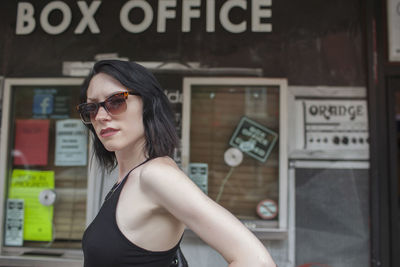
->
xmin=229 ymin=116 xmax=278 ymax=162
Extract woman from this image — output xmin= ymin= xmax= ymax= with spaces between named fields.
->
xmin=77 ymin=60 xmax=277 ymax=267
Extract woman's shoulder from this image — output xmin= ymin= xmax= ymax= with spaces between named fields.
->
xmin=140 ymin=156 xmax=182 ymax=182
xmin=145 ymin=156 xmax=178 ymax=169
xmin=139 ymin=156 xmax=188 ymax=198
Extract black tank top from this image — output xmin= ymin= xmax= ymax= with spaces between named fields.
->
xmin=82 ymin=160 xmax=181 ymax=267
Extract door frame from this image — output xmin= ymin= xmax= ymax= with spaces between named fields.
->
xmin=386 ymin=77 xmax=400 ymax=267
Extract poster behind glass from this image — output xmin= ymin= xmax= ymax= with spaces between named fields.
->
xmin=3 ymin=82 xmax=87 ymax=250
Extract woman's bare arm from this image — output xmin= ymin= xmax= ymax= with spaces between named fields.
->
xmin=140 ymin=157 xmax=277 ymax=267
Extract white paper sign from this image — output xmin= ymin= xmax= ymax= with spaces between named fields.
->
xmin=188 ymin=163 xmax=208 ymax=194
xmin=55 ymin=119 xmax=87 ymax=166
xmin=5 ymin=199 xmax=24 ymax=246
xmin=388 ymin=0 xmax=400 ymax=61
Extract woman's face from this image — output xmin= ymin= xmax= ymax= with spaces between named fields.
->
xmin=86 ymin=72 xmax=146 ymax=154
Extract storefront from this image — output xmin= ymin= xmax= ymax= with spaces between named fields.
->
xmin=0 ymin=0 xmax=397 ymax=267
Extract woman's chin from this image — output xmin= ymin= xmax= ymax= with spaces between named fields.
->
xmin=102 ymin=143 xmax=120 ymax=152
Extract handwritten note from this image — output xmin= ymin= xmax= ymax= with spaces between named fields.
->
xmin=8 ymin=169 xmax=54 ymax=241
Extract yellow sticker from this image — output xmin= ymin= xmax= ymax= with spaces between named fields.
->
xmin=8 ymin=169 xmax=54 ymax=242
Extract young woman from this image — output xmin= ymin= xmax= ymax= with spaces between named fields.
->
xmin=77 ymin=60 xmax=277 ymax=267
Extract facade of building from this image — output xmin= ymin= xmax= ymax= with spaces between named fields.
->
xmin=0 ymin=0 xmax=398 ymax=266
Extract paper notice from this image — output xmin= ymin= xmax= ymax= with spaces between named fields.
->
xmin=55 ymin=119 xmax=88 ymax=166
xmin=8 ymin=169 xmax=54 ymax=241
xmin=13 ymin=119 xmax=50 ymax=166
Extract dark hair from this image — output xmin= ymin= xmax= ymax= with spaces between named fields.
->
xmin=80 ymin=60 xmax=179 ymax=171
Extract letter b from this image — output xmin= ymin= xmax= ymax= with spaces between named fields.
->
xmin=16 ymin=2 xmax=36 ymax=35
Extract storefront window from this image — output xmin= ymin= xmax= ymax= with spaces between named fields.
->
xmin=1 ymin=78 xmax=86 ymax=250
xmin=182 ymin=78 xmax=287 ymax=229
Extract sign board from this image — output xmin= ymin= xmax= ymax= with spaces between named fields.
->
xmin=14 ymin=0 xmax=273 ymax=35
xmin=229 ymin=116 xmax=278 ymax=162
xmin=387 ymin=0 xmax=400 ymax=61
xmin=303 ymin=99 xmax=369 ymax=150
xmin=256 ymin=199 xmax=278 ymax=220
xmin=304 ymin=100 xmax=368 ymax=124
xmin=55 ymin=119 xmax=88 ymax=166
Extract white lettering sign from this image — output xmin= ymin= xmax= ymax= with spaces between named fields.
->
xmin=16 ymin=0 xmax=273 ymax=35
xmin=206 ymin=0 xmax=215 ymax=32
xmin=16 ymin=2 xmax=36 ymax=35
xmin=16 ymin=1 xmax=101 ymax=35
xmin=305 ymin=100 xmax=368 ymax=123
xmin=182 ymin=0 xmax=200 ymax=32
xmin=40 ymin=1 xmax=71 ymax=35
xmin=120 ymin=0 xmax=153 ymax=33
xmin=157 ymin=0 xmax=176 ymax=32
xmin=220 ymin=0 xmax=247 ymax=33
xmin=164 ymin=90 xmax=183 ymax=104
xmin=252 ymin=0 xmax=272 ymax=32
xmin=74 ymin=1 xmax=101 ymax=34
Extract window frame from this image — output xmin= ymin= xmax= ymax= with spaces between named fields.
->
xmin=0 ymin=77 xmax=86 ymax=258
xmin=181 ymin=77 xmax=288 ymax=239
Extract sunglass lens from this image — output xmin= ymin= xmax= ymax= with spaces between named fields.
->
xmin=78 ymin=92 xmax=129 ymax=124
xmin=81 ymin=103 xmax=98 ymax=122
xmin=105 ymin=94 xmax=127 ymax=115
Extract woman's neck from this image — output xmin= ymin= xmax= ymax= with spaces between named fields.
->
xmin=115 ymin=143 xmax=148 ymax=183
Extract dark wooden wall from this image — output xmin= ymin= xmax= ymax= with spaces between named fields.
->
xmin=0 ymin=0 xmax=366 ymax=86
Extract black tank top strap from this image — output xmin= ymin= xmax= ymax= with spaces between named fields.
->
xmin=104 ymin=158 xmax=151 ymax=202
xmin=118 ymin=158 xmax=151 ymax=186
xmin=123 ymin=157 xmax=151 ymax=182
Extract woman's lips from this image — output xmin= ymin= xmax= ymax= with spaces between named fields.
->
xmin=100 ymin=128 xmax=119 ymax=137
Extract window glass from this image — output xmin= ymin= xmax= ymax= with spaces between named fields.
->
xmin=188 ymin=84 xmax=280 ymax=221
xmin=3 ymin=82 xmax=87 ymax=249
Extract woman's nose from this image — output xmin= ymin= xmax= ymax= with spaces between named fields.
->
xmin=94 ymin=106 xmax=110 ymax=121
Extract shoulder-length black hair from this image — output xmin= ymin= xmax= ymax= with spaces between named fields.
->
xmin=80 ymin=60 xmax=179 ymax=171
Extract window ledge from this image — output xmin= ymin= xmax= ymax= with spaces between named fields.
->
xmin=250 ymin=228 xmax=288 ymax=240
xmin=184 ymin=223 xmax=288 ymax=241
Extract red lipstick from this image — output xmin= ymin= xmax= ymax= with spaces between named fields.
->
xmin=100 ymin=128 xmax=119 ymax=137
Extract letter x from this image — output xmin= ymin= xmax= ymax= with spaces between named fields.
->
xmin=74 ymin=1 xmax=101 ymax=34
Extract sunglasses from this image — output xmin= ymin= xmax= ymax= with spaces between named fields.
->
xmin=76 ymin=91 xmax=140 ymax=124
